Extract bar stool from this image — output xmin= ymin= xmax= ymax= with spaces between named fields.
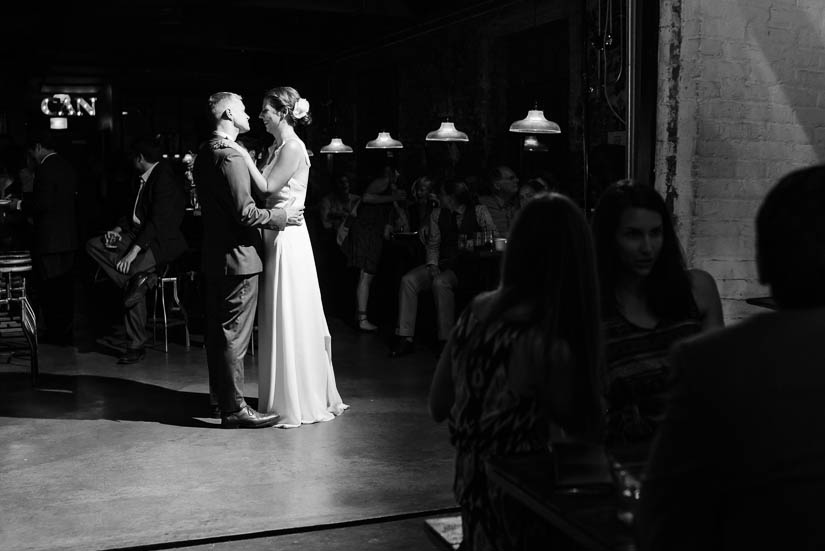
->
xmin=0 ymin=251 xmax=37 ymax=384
xmin=151 ymin=264 xmax=190 ymax=352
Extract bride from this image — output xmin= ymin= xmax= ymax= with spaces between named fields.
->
xmin=223 ymin=86 xmax=348 ymax=428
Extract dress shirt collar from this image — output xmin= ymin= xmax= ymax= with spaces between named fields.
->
xmin=212 ymin=130 xmax=234 ymax=141
xmin=139 ymin=162 xmax=158 ymax=184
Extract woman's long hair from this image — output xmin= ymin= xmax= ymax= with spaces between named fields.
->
xmin=491 ymin=192 xmax=604 ymax=438
xmin=591 ymin=180 xmax=694 ymax=321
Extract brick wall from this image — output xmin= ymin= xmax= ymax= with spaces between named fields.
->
xmin=655 ymin=0 xmax=825 ymax=323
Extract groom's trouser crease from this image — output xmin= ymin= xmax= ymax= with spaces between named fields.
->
xmin=205 ymin=273 xmax=258 ymax=412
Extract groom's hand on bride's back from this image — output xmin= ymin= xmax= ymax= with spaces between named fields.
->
xmin=282 ymin=196 xmax=304 ymax=226
xmin=285 ymin=205 xmax=304 ymax=226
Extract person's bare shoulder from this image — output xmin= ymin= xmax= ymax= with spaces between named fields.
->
xmin=689 ymin=269 xmax=719 ymax=304
xmin=689 ymin=268 xmax=724 ymax=328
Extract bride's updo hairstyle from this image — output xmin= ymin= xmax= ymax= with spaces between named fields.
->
xmin=263 ymin=86 xmax=312 ymax=127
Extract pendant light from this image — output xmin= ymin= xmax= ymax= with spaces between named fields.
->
xmin=509 ymin=105 xmax=561 ymax=134
xmin=365 ymin=131 xmax=403 ymax=149
xmin=509 ymin=0 xmax=562 ymax=136
xmin=425 ymin=120 xmax=469 ymax=142
xmin=320 ymin=137 xmax=353 ymax=154
xmin=523 ymin=135 xmax=548 ymax=151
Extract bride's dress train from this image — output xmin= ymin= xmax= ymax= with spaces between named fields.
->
xmin=257 ymin=139 xmax=348 ymax=428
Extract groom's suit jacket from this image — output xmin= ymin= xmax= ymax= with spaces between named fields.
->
xmin=194 ymin=135 xmax=286 ymax=277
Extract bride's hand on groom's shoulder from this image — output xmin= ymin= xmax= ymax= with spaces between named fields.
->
xmin=213 ymin=140 xmax=245 ymax=154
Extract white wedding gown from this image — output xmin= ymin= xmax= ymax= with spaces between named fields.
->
xmin=257 ymin=138 xmax=349 ymax=427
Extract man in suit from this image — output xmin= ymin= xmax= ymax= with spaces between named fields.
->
xmin=636 ymin=164 xmax=825 ymax=550
xmin=194 ymin=91 xmax=303 ymax=429
xmin=86 ymin=136 xmax=188 ymax=364
xmin=22 ymin=131 xmax=78 ymax=346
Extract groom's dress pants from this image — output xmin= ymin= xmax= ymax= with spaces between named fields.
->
xmin=204 ymin=274 xmax=258 ymax=413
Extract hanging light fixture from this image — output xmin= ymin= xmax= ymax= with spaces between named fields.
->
xmin=523 ymin=135 xmax=548 ymax=151
xmin=509 ymin=0 xmax=562 ymax=136
xmin=509 ymin=105 xmax=561 ymax=134
xmin=365 ymin=131 xmax=403 ymax=149
xmin=425 ymin=120 xmax=469 ymax=142
xmin=307 ymin=148 xmax=314 ymax=157
xmin=320 ymin=137 xmax=354 ymax=154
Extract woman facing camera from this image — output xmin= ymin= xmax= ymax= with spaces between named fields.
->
xmin=429 ymin=193 xmax=604 ymax=551
xmin=591 ymin=180 xmax=723 ymax=453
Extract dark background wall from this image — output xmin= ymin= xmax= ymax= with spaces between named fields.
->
xmin=0 ymin=0 xmax=653 ymax=220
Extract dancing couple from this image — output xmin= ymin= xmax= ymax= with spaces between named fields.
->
xmin=194 ymin=87 xmax=349 ymax=428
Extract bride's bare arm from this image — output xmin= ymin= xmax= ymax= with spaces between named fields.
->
xmin=221 ymin=140 xmax=302 ymax=196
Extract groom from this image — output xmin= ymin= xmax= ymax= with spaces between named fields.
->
xmin=194 ymin=92 xmax=304 ymax=428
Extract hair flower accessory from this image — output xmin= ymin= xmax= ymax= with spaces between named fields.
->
xmin=293 ymin=98 xmax=310 ymax=120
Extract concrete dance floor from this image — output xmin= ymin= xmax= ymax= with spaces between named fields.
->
xmin=0 ymin=319 xmax=457 ymax=551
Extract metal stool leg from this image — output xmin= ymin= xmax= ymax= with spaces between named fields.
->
xmin=161 ymin=279 xmax=169 ymax=353
xmin=152 ymin=284 xmax=159 ymax=346
xmin=172 ymin=278 xmax=190 ymax=350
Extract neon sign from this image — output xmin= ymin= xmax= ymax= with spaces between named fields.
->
xmin=40 ymin=94 xmax=97 ymax=117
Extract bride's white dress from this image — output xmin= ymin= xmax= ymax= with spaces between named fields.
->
xmin=257 ymin=138 xmax=349 ymax=427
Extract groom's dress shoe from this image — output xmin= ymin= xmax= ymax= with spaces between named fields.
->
xmin=221 ymin=406 xmax=280 ymax=429
xmin=124 ymin=271 xmax=158 ymax=308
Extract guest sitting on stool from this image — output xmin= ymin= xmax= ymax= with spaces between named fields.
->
xmin=390 ymin=179 xmax=495 ymax=358
xmin=86 ymin=136 xmax=187 ymax=364
xmin=637 ymin=164 xmax=825 ymax=551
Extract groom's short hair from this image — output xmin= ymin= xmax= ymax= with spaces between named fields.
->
xmin=208 ymin=92 xmax=243 ymax=121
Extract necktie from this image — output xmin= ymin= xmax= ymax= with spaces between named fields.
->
xmin=132 ymin=177 xmax=146 ymax=225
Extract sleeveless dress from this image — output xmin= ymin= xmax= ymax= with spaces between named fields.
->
xmin=603 ymin=304 xmax=702 ymax=450
xmin=257 ymin=138 xmax=349 ymax=427
xmin=447 ymin=304 xmax=552 ymax=551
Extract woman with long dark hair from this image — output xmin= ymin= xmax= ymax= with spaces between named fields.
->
xmin=429 ymin=192 xmax=604 ymax=551
xmin=591 ymin=180 xmax=722 ymax=451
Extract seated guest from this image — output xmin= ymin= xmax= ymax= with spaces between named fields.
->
xmin=86 ymin=136 xmax=187 ymax=364
xmin=478 ymin=165 xmax=519 ymax=237
xmin=518 ymin=176 xmax=549 ymax=205
xmin=390 ymin=179 xmax=495 ymax=358
xmin=637 ymin=165 xmax=825 ymax=551
xmin=319 ymin=173 xmax=359 ymax=234
xmin=429 ymin=193 xmax=604 ymax=551
xmin=393 ymin=175 xmax=440 ymax=270
xmin=405 ymin=175 xmax=440 ymax=236
xmin=591 ymin=180 xmax=723 ymax=454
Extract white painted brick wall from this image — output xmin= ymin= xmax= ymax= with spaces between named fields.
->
xmin=655 ymin=0 xmax=825 ymax=324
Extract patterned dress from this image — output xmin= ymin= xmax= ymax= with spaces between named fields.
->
xmin=447 ymin=304 xmax=551 ymax=551
xmin=603 ymin=305 xmax=702 ymax=453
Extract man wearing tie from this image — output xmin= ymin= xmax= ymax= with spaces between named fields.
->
xmin=86 ymin=136 xmax=187 ymax=364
